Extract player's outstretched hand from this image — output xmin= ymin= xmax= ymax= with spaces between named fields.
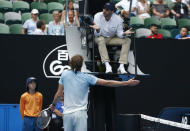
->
xmin=89 ymin=24 xmax=100 ymax=30
xmin=124 ymin=28 xmax=134 ymax=35
xmin=127 ymin=78 xmax=140 ymax=86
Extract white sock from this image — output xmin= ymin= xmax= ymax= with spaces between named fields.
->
xmin=119 ymin=64 xmax=124 ymax=68
xmin=105 ymin=62 xmax=111 ymax=68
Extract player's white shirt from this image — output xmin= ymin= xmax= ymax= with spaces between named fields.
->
xmin=32 ymin=29 xmax=47 ymax=35
xmin=23 ymin=19 xmax=37 ymax=35
xmin=93 ymin=12 xmax=124 ymax=38
xmin=116 ymin=0 xmax=138 ymax=14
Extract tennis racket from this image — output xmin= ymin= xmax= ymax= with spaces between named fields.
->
xmin=36 ymin=96 xmax=60 ymax=129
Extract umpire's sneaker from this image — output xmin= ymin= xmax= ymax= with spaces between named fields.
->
xmin=117 ymin=67 xmax=128 ymax=74
xmin=105 ymin=66 xmax=113 ymax=73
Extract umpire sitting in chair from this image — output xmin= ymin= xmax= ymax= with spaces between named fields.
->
xmin=49 ymin=95 xmax=64 ymax=131
xmin=90 ymin=2 xmax=134 ymax=74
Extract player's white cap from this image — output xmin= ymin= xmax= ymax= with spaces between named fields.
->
xmin=31 ymin=9 xmax=39 ymax=14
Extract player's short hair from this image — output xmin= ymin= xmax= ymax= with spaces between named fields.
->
xmin=53 ymin=10 xmax=59 ymax=16
xmin=37 ymin=20 xmax=45 ymax=29
xmin=150 ymin=24 xmax=158 ymax=28
xmin=69 ymin=55 xmax=83 ymax=73
xmin=181 ymin=26 xmax=188 ymax=31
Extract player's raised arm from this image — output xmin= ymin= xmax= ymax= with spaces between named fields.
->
xmin=96 ymin=78 xmax=140 ymax=87
xmin=53 ymin=84 xmax=64 ymax=104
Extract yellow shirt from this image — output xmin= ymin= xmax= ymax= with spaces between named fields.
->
xmin=19 ymin=92 xmax=43 ymax=120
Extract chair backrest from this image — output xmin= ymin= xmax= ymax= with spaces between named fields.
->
xmin=47 ymin=2 xmax=63 ymax=13
xmin=149 ymin=0 xmax=155 ymax=4
xmin=164 ymin=0 xmax=174 ymax=9
xmin=144 ymin=17 xmax=161 ymax=28
xmin=13 ymin=1 xmax=30 ymax=13
xmin=161 ymin=18 xmax=176 ymax=30
xmin=130 ymin=17 xmax=144 ymax=29
xmin=58 ymin=0 xmax=66 ymax=5
xmin=4 ymin=12 xmax=22 ymax=25
xmin=31 ymin=2 xmax=48 ymax=14
xmin=22 ymin=13 xmax=31 ymax=24
xmin=170 ymin=29 xmax=180 ymax=38
xmin=158 ymin=29 xmax=172 ymax=38
xmin=109 ymin=0 xmax=121 ymax=4
xmin=39 ymin=13 xmax=53 ymax=24
xmin=0 ymin=1 xmax=12 ymax=13
xmin=135 ymin=28 xmax=151 ymax=38
xmin=0 ymin=23 xmax=9 ymax=34
xmin=178 ymin=19 xmax=190 ymax=30
xmin=9 ymin=24 xmax=22 ymax=34
xmin=0 ymin=12 xmax=4 ymax=23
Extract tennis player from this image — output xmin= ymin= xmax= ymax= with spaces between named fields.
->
xmin=20 ymin=77 xmax=43 ymax=131
xmin=53 ymin=55 xmax=140 ymax=131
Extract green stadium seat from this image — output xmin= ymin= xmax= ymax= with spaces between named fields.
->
xmin=165 ymin=0 xmax=174 ymax=9
xmin=144 ymin=17 xmax=161 ymax=28
xmin=178 ymin=19 xmax=190 ymax=30
xmin=110 ymin=0 xmax=121 ymax=4
xmin=149 ymin=0 xmax=156 ymax=4
xmin=161 ymin=18 xmax=177 ymax=30
xmin=0 ymin=1 xmax=12 ymax=13
xmin=9 ymin=24 xmax=22 ymax=34
xmin=135 ymin=28 xmax=151 ymax=38
xmin=39 ymin=13 xmax=53 ymax=24
xmin=0 ymin=23 xmax=9 ymax=34
xmin=22 ymin=13 xmax=31 ymax=24
xmin=4 ymin=12 xmax=22 ymax=25
xmin=158 ymin=29 xmax=172 ymax=38
xmin=129 ymin=17 xmax=144 ymax=30
xmin=0 ymin=13 xmax=4 ymax=23
xmin=47 ymin=2 xmax=64 ymax=13
xmin=31 ymin=2 xmax=48 ymax=14
xmin=13 ymin=1 xmax=30 ymax=13
xmin=170 ymin=29 xmax=180 ymax=38
xmin=58 ymin=0 xmax=66 ymax=5
xmin=116 ymin=6 xmax=123 ymax=10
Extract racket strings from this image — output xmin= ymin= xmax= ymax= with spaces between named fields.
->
xmin=36 ymin=110 xmax=51 ymax=129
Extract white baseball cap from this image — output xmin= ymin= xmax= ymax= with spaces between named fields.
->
xmin=31 ymin=9 xmax=39 ymax=14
